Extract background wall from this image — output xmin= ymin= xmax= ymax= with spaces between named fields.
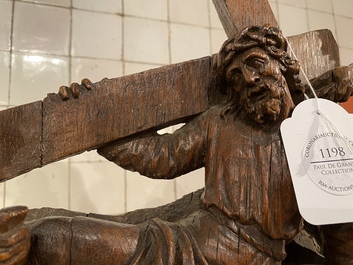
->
xmin=0 ymin=0 xmax=352 ymax=214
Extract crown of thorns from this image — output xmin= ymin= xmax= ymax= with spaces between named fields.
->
xmin=216 ymin=25 xmax=299 ymax=95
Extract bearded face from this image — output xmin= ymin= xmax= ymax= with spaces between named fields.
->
xmin=226 ymin=47 xmax=294 ymax=125
xmin=241 ymin=75 xmax=286 ymax=124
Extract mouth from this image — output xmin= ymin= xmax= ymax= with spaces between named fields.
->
xmin=248 ymin=83 xmax=282 ymax=103
xmin=248 ymin=85 xmax=271 ymax=102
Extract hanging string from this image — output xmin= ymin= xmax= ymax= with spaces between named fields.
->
xmin=283 ymin=36 xmax=319 ymax=107
xmin=284 ymin=36 xmax=353 ymax=154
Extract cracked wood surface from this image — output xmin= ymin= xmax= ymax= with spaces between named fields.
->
xmin=0 ymin=0 xmax=340 ymax=182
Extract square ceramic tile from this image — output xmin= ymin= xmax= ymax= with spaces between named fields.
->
xmin=0 ymin=0 xmax=12 ymax=51
xmin=124 ymin=17 xmax=169 ymax=64
xmin=5 ymin=161 xmax=70 ymax=209
xmin=335 ymin=16 xmax=353 ymax=50
xmin=278 ymin=4 xmax=309 ymax=36
xmin=208 ymin=0 xmax=223 ymax=29
xmin=126 ymin=171 xmax=175 ymax=211
xmin=169 ymin=0 xmax=209 ymax=27
xmin=339 ymin=48 xmax=353 ymax=66
xmin=211 ymin=29 xmax=227 ymax=54
xmin=306 ymin=0 xmax=333 ymax=13
xmin=73 ymin=0 xmax=122 ymax=14
xmin=71 ymin=57 xmax=123 ymax=84
xmin=70 ymin=162 xmax=125 ymax=214
xmin=170 ymin=23 xmax=210 ymax=63
xmin=308 ymin=10 xmax=336 ymax=36
xmin=124 ymin=0 xmax=168 ymax=20
xmin=278 ymin=0 xmax=307 ymax=8
xmin=22 ymin=0 xmax=71 ymax=7
xmin=0 ymin=51 xmax=10 ymax=105
xmin=12 ymin=2 xmax=70 ymax=55
xmin=10 ymin=52 xmax=69 ymax=105
xmin=72 ymin=10 xmax=122 ymax=60
xmin=333 ymin=0 xmax=353 ymax=19
xmin=175 ymin=168 xmax=205 ymax=199
xmin=124 ymin=62 xmax=163 ymax=75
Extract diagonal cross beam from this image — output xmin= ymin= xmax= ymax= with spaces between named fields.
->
xmin=0 ymin=0 xmax=339 ymax=182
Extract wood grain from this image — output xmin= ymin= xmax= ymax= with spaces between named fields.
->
xmin=0 ymin=102 xmax=42 ymax=181
xmin=0 ymin=29 xmax=340 ymax=182
xmin=212 ymin=0 xmax=278 ymax=38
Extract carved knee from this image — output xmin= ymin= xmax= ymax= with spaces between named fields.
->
xmin=27 ymin=217 xmax=72 ymax=265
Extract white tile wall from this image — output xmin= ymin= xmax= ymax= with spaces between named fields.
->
xmin=5 ymin=161 xmax=70 ymax=209
xmin=125 ymin=0 xmax=168 ymax=21
xmin=170 ymin=23 xmax=210 ymax=63
xmin=71 ymin=57 xmax=123 ymax=84
xmin=0 ymin=51 xmax=10 ymax=106
xmin=307 ymin=0 xmax=333 ymax=13
xmin=0 ymin=0 xmax=12 ymax=52
xmin=70 ymin=162 xmax=125 ymax=214
xmin=333 ymin=0 xmax=353 ymax=18
xmin=1 ymin=0 xmax=353 ymax=215
xmin=169 ymin=0 xmax=209 ymax=27
xmin=126 ymin=171 xmax=175 ymax=211
xmin=9 ymin=53 xmax=69 ymax=105
xmin=12 ymin=2 xmax=70 ymax=55
xmin=72 ymin=10 xmax=122 ymax=60
xmin=73 ymin=0 xmax=122 ymax=14
xmin=278 ymin=4 xmax=309 ymax=36
xmin=22 ymin=0 xmax=70 ymax=7
xmin=124 ymin=16 xmax=169 ymax=64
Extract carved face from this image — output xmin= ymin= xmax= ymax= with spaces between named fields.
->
xmin=227 ymin=47 xmax=294 ymax=125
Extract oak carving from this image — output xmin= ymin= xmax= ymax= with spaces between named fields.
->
xmin=1 ymin=25 xmax=353 ymax=265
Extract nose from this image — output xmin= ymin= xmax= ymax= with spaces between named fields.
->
xmin=242 ymin=67 xmax=260 ymax=86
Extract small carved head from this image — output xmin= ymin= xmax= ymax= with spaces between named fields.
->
xmin=215 ymin=25 xmax=304 ymax=125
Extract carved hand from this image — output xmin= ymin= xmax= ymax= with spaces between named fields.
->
xmin=308 ymin=63 xmax=353 ymax=102
xmin=0 ymin=206 xmax=30 ymax=265
xmin=58 ymin=78 xmax=94 ymax=100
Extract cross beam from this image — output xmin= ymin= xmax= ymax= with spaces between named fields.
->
xmin=0 ymin=0 xmax=340 ymax=182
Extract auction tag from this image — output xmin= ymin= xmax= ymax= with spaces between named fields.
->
xmin=281 ymin=98 xmax=353 ymax=225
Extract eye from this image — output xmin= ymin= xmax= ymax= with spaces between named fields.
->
xmin=247 ymin=58 xmax=265 ymax=70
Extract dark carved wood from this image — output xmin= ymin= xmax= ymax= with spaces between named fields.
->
xmin=42 ymin=57 xmax=214 ymax=166
xmin=0 ymin=0 xmax=353 ymax=264
xmin=0 ymin=30 xmax=340 ymax=182
xmin=212 ymin=0 xmax=278 ymax=38
xmin=0 ymin=102 xmax=42 ymax=180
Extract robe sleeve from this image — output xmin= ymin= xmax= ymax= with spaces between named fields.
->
xmin=97 ymin=111 xmax=209 ymax=179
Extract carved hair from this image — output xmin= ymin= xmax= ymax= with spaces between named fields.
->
xmin=215 ymin=25 xmax=304 ymax=106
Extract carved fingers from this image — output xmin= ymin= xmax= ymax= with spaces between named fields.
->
xmin=58 ymin=78 xmax=94 ymax=100
xmin=0 ymin=206 xmax=30 ymax=265
xmin=331 ymin=64 xmax=353 ymax=102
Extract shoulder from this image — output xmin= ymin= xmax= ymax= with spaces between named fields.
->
xmin=199 ymin=105 xmax=226 ymax=121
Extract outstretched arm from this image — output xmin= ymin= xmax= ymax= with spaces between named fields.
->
xmin=57 ymin=79 xmax=209 ymax=179
xmin=97 ymin=112 xmax=209 ymax=179
xmin=307 ymin=64 xmax=353 ymax=102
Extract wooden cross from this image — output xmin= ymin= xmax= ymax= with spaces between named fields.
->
xmin=0 ymin=0 xmax=339 ymax=182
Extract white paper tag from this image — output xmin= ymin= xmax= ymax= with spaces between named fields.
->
xmin=281 ymin=98 xmax=353 ymax=225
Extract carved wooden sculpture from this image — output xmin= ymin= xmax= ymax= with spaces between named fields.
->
xmin=0 ymin=1 xmax=353 ymax=264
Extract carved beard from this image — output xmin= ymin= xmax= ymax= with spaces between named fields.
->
xmin=241 ymin=78 xmax=286 ymax=125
